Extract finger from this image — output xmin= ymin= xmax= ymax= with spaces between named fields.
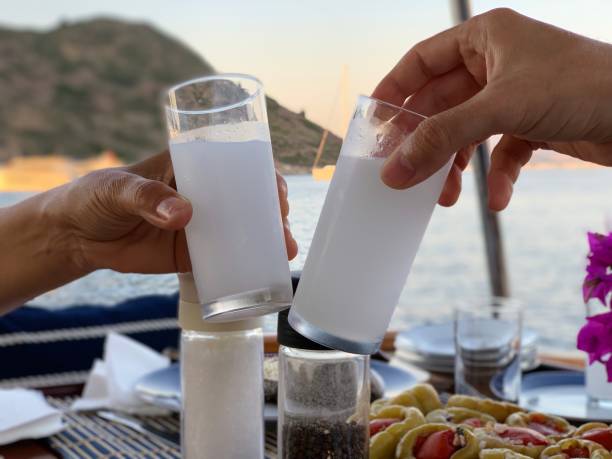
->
xmin=174 ymin=230 xmax=192 ymax=273
xmin=276 ymin=172 xmax=289 ymax=219
xmin=283 ymin=220 xmax=298 ymax=261
xmin=487 ymin=135 xmax=533 ymax=211
xmin=437 ymin=145 xmax=475 ymax=206
xmin=372 ymin=23 xmax=466 ymax=106
xmin=438 ymin=162 xmax=463 ymax=207
xmin=403 ymin=65 xmax=483 ymax=117
xmin=125 ymin=150 xmax=175 ymax=185
xmin=381 ymin=88 xmax=500 ymax=189
xmin=116 ymin=173 xmax=193 ymax=230
xmin=455 ymin=143 xmax=476 ymax=171
xmin=381 ymin=66 xmax=482 ymax=152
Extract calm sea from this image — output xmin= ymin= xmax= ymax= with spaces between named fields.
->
xmin=2 ymin=168 xmax=612 ymax=350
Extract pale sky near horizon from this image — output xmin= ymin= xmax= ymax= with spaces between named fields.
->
xmin=4 ymin=1 xmax=612 ymax=135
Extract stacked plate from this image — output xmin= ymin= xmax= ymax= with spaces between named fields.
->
xmin=394 ymin=322 xmax=539 ymax=374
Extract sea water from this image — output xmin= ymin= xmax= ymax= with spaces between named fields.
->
xmin=169 ymin=137 xmax=292 ymax=315
xmin=291 ymin=145 xmax=450 ymax=350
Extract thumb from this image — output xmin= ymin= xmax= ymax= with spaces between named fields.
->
xmin=381 ymin=89 xmax=500 ymax=189
xmin=116 ymin=173 xmax=192 ymax=231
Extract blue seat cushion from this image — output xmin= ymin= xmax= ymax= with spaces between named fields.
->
xmin=0 ymin=294 xmax=179 ymax=388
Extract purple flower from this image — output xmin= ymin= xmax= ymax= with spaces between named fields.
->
xmin=583 ymin=232 xmax=612 ymax=307
xmin=577 ymin=311 xmax=612 ymax=381
xmin=580 ymin=232 xmax=612 ymax=381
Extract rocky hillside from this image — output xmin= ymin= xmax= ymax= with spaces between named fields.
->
xmin=0 ymin=18 xmax=340 ymax=172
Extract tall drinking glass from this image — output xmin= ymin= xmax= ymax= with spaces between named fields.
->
xmin=454 ymin=298 xmax=523 ymax=402
xmin=166 ymin=74 xmax=293 ymax=322
xmin=289 ymin=95 xmax=453 ymax=354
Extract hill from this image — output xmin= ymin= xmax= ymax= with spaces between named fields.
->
xmin=0 ymin=18 xmax=340 ymax=173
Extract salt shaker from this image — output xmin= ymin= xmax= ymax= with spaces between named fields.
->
xmin=277 ymin=309 xmax=370 ymax=459
xmin=178 ymin=273 xmax=264 ymax=459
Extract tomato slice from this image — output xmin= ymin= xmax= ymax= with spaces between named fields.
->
xmin=463 ymin=418 xmax=484 ymax=428
xmin=415 ymin=429 xmax=457 ymax=459
xmin=582 ymin=427 xmax=612 ymax=450
xmin=526 ymin=422 xmax=561 ymax=436
xmin=562 ymin=446 xmax=590 ymax=458
xmin=496 ymin=426 xmax=550 ymax=446
xmin=369 ymin=418 xmax=401 ymax=436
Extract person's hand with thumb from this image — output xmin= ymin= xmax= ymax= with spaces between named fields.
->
xmin=61 ymin=150 xmax=298 ymax=275
xmin=1 ymin=150 xmax=297 ymax=312
xmin=375 ymin=8 xmax=612 ymax=211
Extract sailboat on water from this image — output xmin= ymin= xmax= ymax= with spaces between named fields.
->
xmin=311 ymin=65 xmax=350 ymax=182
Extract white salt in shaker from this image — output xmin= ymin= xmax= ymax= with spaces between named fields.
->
xmin=178 ymin=273 xmax=265 ymax=459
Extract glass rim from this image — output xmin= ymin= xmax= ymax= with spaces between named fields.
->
xmin=166 ymin=73 xmax=263 ymax=116
xmin=454 ymin=296 xmax=524 ymax=316
xmin=357 ymin=94 xmax=428 ymax=120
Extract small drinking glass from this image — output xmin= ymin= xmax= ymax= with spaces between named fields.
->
xmin=454 ymin=297 xmax=523 ymax=402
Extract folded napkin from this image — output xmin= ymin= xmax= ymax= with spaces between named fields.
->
xmin=0 ymin=388 xmax=63 ymax=445
xmin=72 ymin=332 xmax=170 ymax=414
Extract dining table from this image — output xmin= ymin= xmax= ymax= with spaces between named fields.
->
xmin=0 ymin=332 xmax=585 ymax=459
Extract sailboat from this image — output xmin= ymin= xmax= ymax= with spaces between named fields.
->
xmin=311 ymin=65 xmax=350 ymax=182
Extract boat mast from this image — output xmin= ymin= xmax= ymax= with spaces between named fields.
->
xmin=312 ymin=65 xmax=350 ymax=171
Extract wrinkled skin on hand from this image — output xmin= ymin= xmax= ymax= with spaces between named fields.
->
xmin=55 ymin=150 xmax=298 ymax=275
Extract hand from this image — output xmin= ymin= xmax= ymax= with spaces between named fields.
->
xmin=55 ymin=151 xmax=298 ymax=274
xmin=374 ymin=8 xmax=612 ymax=210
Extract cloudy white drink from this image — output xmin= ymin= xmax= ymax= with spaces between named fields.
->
xmin=290 ymin=99 xmax=451 ymax=354
xmin=166 ymin=75 xmax=292 ymax=321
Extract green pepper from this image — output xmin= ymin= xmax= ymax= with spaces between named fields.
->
xmin=540 ymin=438 xmax=606 ymax=459
xmin=479 ymin=448 xmax=532 ymax=459
xmin=426 ymin=407 xmax=496 ymax=427
xmin=447 ymin=395 xmax=523 ymax=422
xmin=370 ymin=407 xmax=426 ymax=459
xmin=388 ymin=384 xmax=442 ymax=414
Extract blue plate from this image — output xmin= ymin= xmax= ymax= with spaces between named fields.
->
xmin=520 ymin=370 xmax=612 ymax=422
xmin=135 ymin=359 xmax=417 ymax=420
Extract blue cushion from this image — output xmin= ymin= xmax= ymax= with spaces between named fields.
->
xmin=0 ymin=294 xmax=179 ymax=388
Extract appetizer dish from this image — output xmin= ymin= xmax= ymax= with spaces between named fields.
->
xmin=369 ymin=384 xmax=612 ymax=459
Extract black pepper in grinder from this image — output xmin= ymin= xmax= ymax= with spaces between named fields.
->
xmin=277 ymin=308 xmax=370 ymax=459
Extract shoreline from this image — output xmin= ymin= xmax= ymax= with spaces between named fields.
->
xmin=277 ymin=161 xmax=605 ymax=176
xmin=0 ymin=160 xmax=606 ymax=193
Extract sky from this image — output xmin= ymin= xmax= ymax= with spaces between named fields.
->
xmin=4 ymin=0 xmax=612 ymax=135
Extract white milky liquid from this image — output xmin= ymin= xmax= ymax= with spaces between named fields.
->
xmin=181 ymin=329 xmax=264 ymax=458
xmin=292 ymin=143 xmax=450 ymax=346
xmin=170 ymin=138 xmax=292 ymax=306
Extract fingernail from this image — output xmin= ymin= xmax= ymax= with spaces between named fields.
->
xmin=381 ymin=149 xmax=416 ymax=188
xmin=156 ymin=196 xmax=189 ymax=220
